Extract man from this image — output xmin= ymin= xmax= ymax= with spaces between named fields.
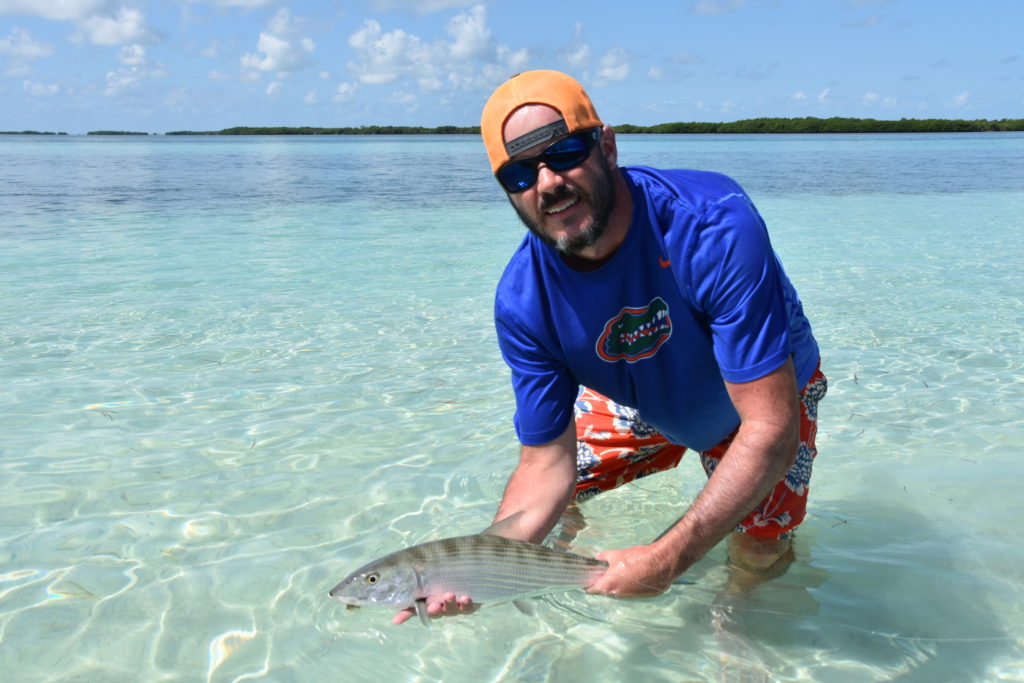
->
xmin=395 ymin=69 xmax=826 ymax=625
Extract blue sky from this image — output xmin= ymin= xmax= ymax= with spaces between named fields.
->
xmin=1 ymin=0 xmax=1021 ymax=133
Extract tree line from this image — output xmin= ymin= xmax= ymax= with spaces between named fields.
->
xmin=162 ymin=118 xmax=1024 ymax=135
xmin=165 ymin=125 xmax=479 ymax=135
xmin=0 ymin=130 xmax=69 ymax=135
xmin=7 ymin=118 xmax=1023 ymax=137
xmin=613 ymin=117 xmax=1024 ymax=134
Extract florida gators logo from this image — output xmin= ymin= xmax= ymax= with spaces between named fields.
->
xmin=596 ymin=297 xmax=672 ymax=363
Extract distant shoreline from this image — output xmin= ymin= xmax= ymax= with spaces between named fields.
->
xmin=3 ymin=117 xmax=1022 ymax=137
xmin=1 ymin=130 xmax=70 ymax=136
xmin=165 ymin=117 xmax=1024 ymax=135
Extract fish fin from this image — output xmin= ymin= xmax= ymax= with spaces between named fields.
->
xmin=512 ymin=599 xmax=535 ymax=617
xmin=481 ymin=511 xmax=525 ymax=539
xmin=414 ymin=599 xmax=432 ymax=628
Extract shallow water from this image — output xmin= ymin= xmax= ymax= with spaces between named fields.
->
xmin=1 ymin=132 xmax=1022 ymax=681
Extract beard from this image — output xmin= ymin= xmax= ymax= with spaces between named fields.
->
xmin=510 ymin=152 xmax=617 ymax=256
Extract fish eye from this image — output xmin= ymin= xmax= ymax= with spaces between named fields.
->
xmin=365 ymin=573 xmax=379 ymax=585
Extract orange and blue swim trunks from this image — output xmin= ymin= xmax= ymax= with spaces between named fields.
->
xmin=572 ymin=364 xmax=827 ymax=540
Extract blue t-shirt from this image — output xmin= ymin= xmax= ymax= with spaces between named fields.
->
xmin=494 ymin=167 xmax=819 ymax=452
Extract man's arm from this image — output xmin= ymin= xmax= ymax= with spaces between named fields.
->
xmin=491 ymin=421 xmax=579 ymax=542
xmin=392 ymin=421 xmax=578 ymax=624
xmin=586 ymin=358 xmax=800 ymax=596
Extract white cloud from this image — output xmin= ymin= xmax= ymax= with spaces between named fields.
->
xmin=861 ymin=90 xmax=897 ymax=109
xmin=862 ymin=91 xmax=899 ymax=109
xmin=446 ymin=4 xmax=490 ymax=60
xmin=0 ymin=26 xmax=53 ymax=75
xmin=792 ymin=91 xmax=807 ymax=101
xmin=347 ymin=19 xmax=429 ymax=84
xmin=73 ymin=7 xmax=153 ymax=46
xmin=419 ymin=76 xmax=444 ymax=92
xmin=0 ymin=0 xmax=112 ymax=22
xmin=563 ymin=42 xmax=591 ymax=69
xmin=333 ymin=81 xmax=357 ymax=102
xmin=0 ymin=27 xmax=53 ymax=58
xmin=103 ymin=66 xmax=142 ymax=95
xmin=818 ymin=87 xmax=831 ymax=103
xmin=102 ymin=47 xmax=165 ymax=96
xmin=240 ymin=8 xmax=315 ymax=76
xmin=266 ymin=81 xmax=281 ymax=95
xmin=199 ymin=41 xmax=221 ymax=59
xmin=951 ymin=91 xmax=970 ymax=107
xmin=346 ymin=5 xmax=527 ymax=93
xmin=560 ymin=22 xmax=590 ymax=69
xmin=0 ymin=2 xmax=152 ymax=47
xmin=592 ymin=47 xmax=630 ymax=86
xmin=388 ymin=90 xmax=417 ymax=105
xmin=304 ymin=89 xmax=317 ymax=104
xmin=23 ymin=79 xmax=59 ymax=96
xmin=647 ymin=66 xmax=665 ymax=81
xmin=96 ymin=35 xmax=165 ymax=94
xmin=495 ymin=44 xmax=528 ymax=72
xmin=118 ymin=43 xmax=145 ymax=65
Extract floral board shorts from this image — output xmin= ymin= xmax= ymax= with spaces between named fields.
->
xmin=573 ymin=363 xmax=828 ymax=540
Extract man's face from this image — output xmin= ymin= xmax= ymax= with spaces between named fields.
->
xmin=501 ymin=105 xmax=617 ymax=256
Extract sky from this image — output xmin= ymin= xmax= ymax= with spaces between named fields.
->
xmin=1 ymin=0 xmax=1021 ymax=133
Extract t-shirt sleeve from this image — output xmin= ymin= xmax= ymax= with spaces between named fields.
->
xmin=494 ymin=297 xmax=578 ymax=445
xmin=687 ymin=193 xmax=793 ymax=383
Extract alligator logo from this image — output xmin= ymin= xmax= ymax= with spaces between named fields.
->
xmin=596 ymin=297 xmax=672 ymax=363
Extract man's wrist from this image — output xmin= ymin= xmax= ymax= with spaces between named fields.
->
xmin=649 ymin=527 xmax=697 ymax=580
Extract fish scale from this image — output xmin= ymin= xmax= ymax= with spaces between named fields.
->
xmin=329 ymin=532 xmax=607 ymax=616
xmin=402 ymin=535 xmax=602 ymax=600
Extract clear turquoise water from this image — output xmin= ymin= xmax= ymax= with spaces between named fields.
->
xmin=1 ymin=133 xmax=1022 ymax=681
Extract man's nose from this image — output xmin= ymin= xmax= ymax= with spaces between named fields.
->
xmin=534 ymin=162 xmax=567 ymax=192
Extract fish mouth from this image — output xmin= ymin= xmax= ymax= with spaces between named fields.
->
xmin=328 ymin=593 xmax=361 ymax=609
xmin=327 ymin=584 xmax=356 ymax=604
xmin=328 ymin=591 xmax=355 ymax=605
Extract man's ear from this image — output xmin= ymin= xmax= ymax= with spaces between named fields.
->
xmin=600 ymin=124 xmax=618 ymax=168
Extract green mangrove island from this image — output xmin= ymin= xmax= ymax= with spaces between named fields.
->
xmin=4 ymin=118 xmax=1021 ymax=137
xmin=164 ymin=117 xmax=1024 ymax=136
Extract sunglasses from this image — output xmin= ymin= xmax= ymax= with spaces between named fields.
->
xmin=495 ymin=128 xmax=601 ymax=193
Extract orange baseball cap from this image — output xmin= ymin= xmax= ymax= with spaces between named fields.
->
xmin=480 ymin=70 xmax=603 ymax=174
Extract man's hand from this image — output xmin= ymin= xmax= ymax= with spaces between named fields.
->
xmin=585 ymin=544 xmax=679 ymax=597
xmin=392 ymin=593 xmax=477 ymax=625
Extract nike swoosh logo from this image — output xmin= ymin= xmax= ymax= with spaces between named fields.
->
xmin=659 ymin=256 xmax=672 ymax=268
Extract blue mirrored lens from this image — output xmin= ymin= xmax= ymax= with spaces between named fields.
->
xmin=496 ymin=163 xmax=537 ymax=191
xmin=496 ymin=129 xmax=598 ymax=193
